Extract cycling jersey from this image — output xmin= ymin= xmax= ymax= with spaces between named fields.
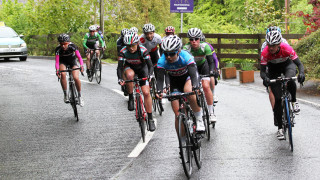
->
xmin=156 ymin=50 xmax=199 ymax=92
xmin=261 ymin=38 xmax=289 ymax=52
xmin=82 ymin=32 xmax=105 ymax=49
xmin=55 ymin=43 xmax=83 ymax=70
xmin=261 ymin=43 xmax=298 ymax=65
xmin=139 ymin=33 xmax=162 ymax=53
xmin=117 ymin=45 xmax=153 ymax=79
xmin=183 ymin=42 xmax=212 ymax=66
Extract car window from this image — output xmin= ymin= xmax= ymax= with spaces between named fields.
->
xmin=0 ymin=27 xmax=19 ymax=38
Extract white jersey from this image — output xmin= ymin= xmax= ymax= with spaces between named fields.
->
xmin=139 ymin=33 xmax=162 ymax=53
xmin=261 ymin=38 xmax=289 ymax=52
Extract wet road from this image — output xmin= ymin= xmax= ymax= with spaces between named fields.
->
xmin=1 ymin=58 xmax=320 ymax=179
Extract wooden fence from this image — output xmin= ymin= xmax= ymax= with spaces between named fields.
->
xmin=178 ymin=33 xmax=306 ymax=65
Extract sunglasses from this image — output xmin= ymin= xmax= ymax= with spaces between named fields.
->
xmin=60 ymin=42 xmax=69 ymax=45
xmin=189 ymin=38 xmax=199 ymax=41
xmin=90 ymin=31 xmax=95 ymax=32
xmin=164 ymin=51 xmax=178 ymax=57
xmin=126 ymin=43 xmax=137 ymax=48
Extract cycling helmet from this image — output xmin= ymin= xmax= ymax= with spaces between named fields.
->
xmin=121 ymin=28 xmax=130 ymax=37
xmin=266 ymin=26 xmax=281 ymax=34
xmin=143 ymin=23 xmax=155 ymax=33
xmin=96 ymin=25 xmax=100 ymax=30
xmin=265 ymin=31 xmax=282 ymax=45
xmin=130 ymin=27 xmax=138 ymax=34
xmin=123 ymin=32 xmax=139 ymax=45
xmin=187 ymin=28 xmax=202 ymax=38
xmin=161 ymin=35 xmax=181 ymax=52
xmin=57 ymin=33 xmax=70 ymax=43
xmin=165 ymin=26 xmax=175 ymax=33
xmin=200 ymin=34 xmax=206 ymax=42
xmin=89 ymin=25 xmax=97 ymax=31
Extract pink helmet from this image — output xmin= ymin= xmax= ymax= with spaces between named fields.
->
xmin=165 ymin=26 xmax=175 ymax=33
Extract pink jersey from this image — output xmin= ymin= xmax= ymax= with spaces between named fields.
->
xmin=261 ymin=43 xmax=298 ymax=65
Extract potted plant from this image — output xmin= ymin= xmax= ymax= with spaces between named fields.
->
xmin=239 ymin=62 xmax=255 ymax=83
xmin=221 ymin=62 xmax=237 ymax=79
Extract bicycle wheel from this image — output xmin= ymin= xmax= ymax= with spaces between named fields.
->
xmin=136 ymin=94 xmax=146 ymax=143
xmin=88 ymin=55 xmax=95 ymax=82
xmin=193 ymin=133 xmax=202 ymax=169
xmin=284 ymin=98 xmax=294 ymax=151
xmin=69 ymin=83 xmax=79 ymax=121
xmin=200 ymin=93 xmax=210 ymax=140
xmin=95 ymin=58 xmax=102 ymax=84
xmin=178 ymin=114 xmax=192 ymax=178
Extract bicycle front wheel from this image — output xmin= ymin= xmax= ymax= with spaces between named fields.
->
xmin=284 ymin=99 xmax=294 ymax=151
xmin=201 ymin=93 xmax=210 ymax=140
xmin=136 ymin=94 xmax=146 ymax=143
xmin=95 ymin=58 xmax=102 ymax=84
xmin=70 ymin=83 xmax=79 ymax=121
xmin=178 ymin=114 xmax=192 ymax=178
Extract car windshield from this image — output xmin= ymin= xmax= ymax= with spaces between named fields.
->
xmin=0 ymin=27 xmax=19 ymax=38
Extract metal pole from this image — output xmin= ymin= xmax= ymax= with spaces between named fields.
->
xmin=100 ymin=0 xmax=104 ymax=33
xmin=181 ymin=13 xmax=183 ymax=33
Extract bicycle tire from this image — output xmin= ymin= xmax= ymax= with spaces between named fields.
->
xmin=201 ymin=93 xmax=210 ymax=140
xmin=193 ymin=133 xmax=202 ymax=169
xmin=178 ymin=114 xmax=192 ymax=178
xmin=285 ymin=98 xmax=294 ymax=151
xmin=95 ymin=58 xmax=102 ymax=84
xmin=70 ymin=82 xmax=79 ymax=121
xmin=88 ymin=54 xmax=95 ymax=82
xmin=136 ymin=94 xmax=146 ymax=143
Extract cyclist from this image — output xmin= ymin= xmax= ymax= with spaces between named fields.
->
xmin=139 ymin=23 xmax=164 ymax=111
xmin=200 ymin=34 xmax=220 ymax=103
xmin=95 ymin=24 xmax=104 ymax=40
xmin=117 ymin=28 xmax=130 ymax=53
xmin=83 ymin=25 xmax=105 ymax=77
xmin=117 ymin=32 xmax=156 ymax=132
xmin=164 ymin=26 xmax=175 ymax=37
xmin=156 ymin=35 xmax=205 ymax=132
xmin=139 ymin=23 xmax=162 ymax=73
xmin=55 ymin=34 xmax=84 ymax=107
xmin=261 ymin=26 xmax=289 ymax=113
xmin=260 ymin=31 xmax=305 ymax=140
xmin=183 ymin=28 xmax=216 ymax=123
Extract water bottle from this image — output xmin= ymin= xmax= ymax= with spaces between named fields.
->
xmin=187 ymin=119 xmax=193 ymax=134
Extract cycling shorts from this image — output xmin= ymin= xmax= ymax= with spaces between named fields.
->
xmin=197 ymin=60 xmax=210 ymax=81
xmin=124 ymin=64 xmax=149 ymax=86
xmin=59 ymin=57 xmax=78 ymax=68
xmin=84 ymin=42 xmax=99 ymax=53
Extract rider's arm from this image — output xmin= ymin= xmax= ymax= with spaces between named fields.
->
xmin=260 ymin=64 xmax=267 ymax=79
xmin=142 ymin=49 xmax=154 ymax=76
xmin=212 ymin=48 xmax=219 ymax=69
xmin=55 ymin=54 xmax=60 ymax=70
xmin=82 ymin=34 xmax=89 ymax=50
xmin=187 ymin=63 xmax=200 ymax=89
xmin=206 ymin=55 xmax=214 ymax=73
xmin=156 ymin=67 xmax=165 ymax=92
xmin=75 ymin=50 xmax=84 ymax=66
xmin=117 ymin=37 xmax=123 ymax=53
xmin=117 ymin=60 xmax=124 ymax=80
xmin=292 ymin=57 xmax=304 ymax=74
xmin=98 ymin=34 xmax=105 ymax=47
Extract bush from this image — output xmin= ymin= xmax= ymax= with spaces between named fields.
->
xmin=294 ymin=29 xmax=320 ymax=78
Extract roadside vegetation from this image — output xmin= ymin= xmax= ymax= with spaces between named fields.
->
xmin=1 ymin=0 xmax=319 ymax=77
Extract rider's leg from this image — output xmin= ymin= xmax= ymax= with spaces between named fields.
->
xmin=86 ymin=52 xmax=91 ymax=71
xmin=95 ymin=49 xmax=100 ymax=59
xmin=124 ymin=68 xmax=135 ymax=111
xmin=72 ymin=66 xmax=81 ymax=93
xmin=59 ymin=64 xmax=68 ymax=102
xmin=269 ymin=89 xmax=275 ymax=109
xmin=171 ymin=99 xmax=182 ymax=135
xmin=202 ymin=79 xmax=214 ymax=110
xmin=141 ymin=85 xmax=152 ymax=114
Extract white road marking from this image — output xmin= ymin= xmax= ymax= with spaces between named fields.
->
xmin=112 ymin=88 xmax=157 ymax=157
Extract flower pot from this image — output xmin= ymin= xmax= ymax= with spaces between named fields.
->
xmin=239 ymin=70 xmax=254 ymax=83
xmin=221 ymin=67 xmax=237 ymax=79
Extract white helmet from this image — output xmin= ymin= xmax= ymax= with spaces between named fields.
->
xmin=130 ymin=27 xmax=138 ymax=34
xmin=123 ymin=32 xmax=139 ymax=45
xmin=187 ymin=28 xmax=202 ymax=38
xmin=161 ymin=35 xmax=181 ymax=52
xmin=121 ymin=28 xmax=130 ymax=37
xmin=89 ymin=25 xmax=97 ymax=31
xmin=143 ymin=23 xmax=155 ymax=33
xmin=266 ymin=31 xmax=282 ymax=45
xmin=200 ymin=34 xmax=206 ymax=42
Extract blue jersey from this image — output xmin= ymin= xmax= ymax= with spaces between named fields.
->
xmin=157 ymin=50 xmax=195 ymax=77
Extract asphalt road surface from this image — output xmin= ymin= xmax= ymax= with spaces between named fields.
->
xmin=1 ymin=58 xmax=320 ymax=180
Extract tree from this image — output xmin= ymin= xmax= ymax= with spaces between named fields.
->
xmin=296 ymin=0 xmax=320 ymax=33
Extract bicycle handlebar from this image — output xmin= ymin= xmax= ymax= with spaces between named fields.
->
xmin=124 ymin=77 xmax=148 ymax=83
xmin=269 ymin=76 xmax=297 ymax=84
xmin=59 ymin=67 xmax=81 ymax=73
xmin=162 ymin=91 xmax=195 ymax=99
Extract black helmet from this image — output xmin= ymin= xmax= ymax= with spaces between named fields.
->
xmin=57 ymin=34 xmax=70 ymax=43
